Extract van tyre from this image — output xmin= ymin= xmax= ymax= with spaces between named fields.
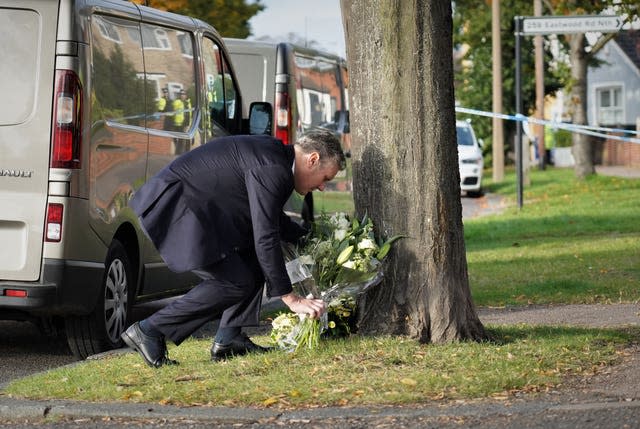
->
xmin=65 ymin=240 xmax=133 ymax=359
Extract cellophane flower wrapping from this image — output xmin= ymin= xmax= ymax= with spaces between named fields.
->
xmin=272 ymin=213 xmax=401 ymax=351
xmin=271 ymin=244 xmax=326 ymax=352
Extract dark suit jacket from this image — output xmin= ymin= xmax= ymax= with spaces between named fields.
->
xmin=130 ymin=135 xmax=307 ymax=298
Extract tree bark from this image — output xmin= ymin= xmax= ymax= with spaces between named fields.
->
xmin=567 ymin=33 xmax=595 ymax=179
xmin=340 ymin=0 xmax=486 ymax=343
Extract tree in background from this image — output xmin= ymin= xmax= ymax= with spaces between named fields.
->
xmin=131 ymin=0 xmax=264 ymax=38
xmin=549 ymin=1 xmax=637 ymax=179
xmin=453 ymin=0 xmax=565 ymax=166
xmin=455 ymin=0 xmax=638 ymax=179
xmin=341 ymin=0 xmax=487 ymax=343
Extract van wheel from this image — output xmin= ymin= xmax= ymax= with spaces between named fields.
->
xmin=65 ymin=239 xmax=133 ymax=359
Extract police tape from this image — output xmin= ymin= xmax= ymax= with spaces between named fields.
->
xmin=455 ymin=106 xmax=640 ymax=145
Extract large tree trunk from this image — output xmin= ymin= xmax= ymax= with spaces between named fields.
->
xmin=567 ymin=33 xmax=595 ymax=179
xmin=340 ymin=0 xmax=486 ymax=343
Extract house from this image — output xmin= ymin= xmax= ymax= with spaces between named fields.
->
xmin=587 ymin=30 xmax=640 ymax=167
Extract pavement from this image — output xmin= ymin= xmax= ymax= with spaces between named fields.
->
xmin=0 ymin=165 xmax=638 ymax=427
xmin=596 ymin=165 xmax=640 ymax=178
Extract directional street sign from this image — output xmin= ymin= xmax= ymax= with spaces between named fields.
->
xmin=522 ymin=15 xmax=623 ymax=35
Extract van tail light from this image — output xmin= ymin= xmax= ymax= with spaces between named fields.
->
xmin=51 ymin=70 xmax=83 ymax=169
xmin=46 ymin=203 xmax=64 ymax=242
xmin=274 ymin=91 xmax=291 ymax=145
xmin=5 ymin=289 xmax=28 ymax=298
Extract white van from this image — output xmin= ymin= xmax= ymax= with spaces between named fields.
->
xmin=0 ymin=0 xmax=271 ymax=358
xmin=224 ymin=39 xmax=350 ymax=221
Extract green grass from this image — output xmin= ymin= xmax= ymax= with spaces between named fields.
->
xmin=314 ymin=190 xmax=355 ymax=215
xmin=4 ymin=327 xmax=636 ymax=408
xmin=467 ymin=167 xmax=640 ymax=306
xmin=4 ymin=166 xmax=639 ymax=408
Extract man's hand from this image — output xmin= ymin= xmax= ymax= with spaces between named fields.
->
xmin=280 ymin=292 xmax=326 ymax=319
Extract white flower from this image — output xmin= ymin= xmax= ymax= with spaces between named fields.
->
xmin=357 ymin=238 xmax=377 ymax=250
xmin=330 ymin=212 xmax=350 ymax=230
xmin=272 ymin=313 xmax=296 ymax=329
xmin=334 ymin=228 xmax=348 ymax=241
xmin=299 ymin=254 xmax=314 ymax=265
xmin=342 ymin=260 xmax=356 ymax=269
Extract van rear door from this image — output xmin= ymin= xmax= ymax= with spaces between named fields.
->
xmin=0 ymin=0 xmax=59 ymax=281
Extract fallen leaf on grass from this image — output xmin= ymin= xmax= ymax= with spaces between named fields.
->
xmin=400 ymin=377 xmax=417 ymax=386
xmin=174 ymin=374 xmax=203 ymax=382
xmin=263 ymin=397 xmax=279 ymax=406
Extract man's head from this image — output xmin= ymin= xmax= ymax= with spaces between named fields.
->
xmin=293 ymin=129 xmax=346 ymax=195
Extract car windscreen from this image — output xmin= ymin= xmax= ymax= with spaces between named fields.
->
xmin=456 ymin=126 xmax=475 ymax=146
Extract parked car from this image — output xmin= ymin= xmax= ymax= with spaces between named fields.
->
xmin=456 ymin=120 xmax=484 ymax=197
xmin=0 ymin=0 xmax=270 ymax=359
xmin=224 ymin=38 xmax=351 ymax=222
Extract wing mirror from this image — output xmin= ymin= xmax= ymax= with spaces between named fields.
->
xmin=248 ymin=102 xmax=272 ymax=135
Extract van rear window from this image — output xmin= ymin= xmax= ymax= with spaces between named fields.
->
xmin=0 ymin=9 xmax=39 ymax=125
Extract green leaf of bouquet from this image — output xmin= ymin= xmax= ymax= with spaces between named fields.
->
xmin=336 ymin=245 xmax=354 ymax=265
xmin=377 ymin=235 xmax=406 ymax=259
xmin=360 ymin=213 xmax=369 ymax=226
xmin=337 ymin=240 xmax=350 ymax=253
xmin=376 ymin=242 xmax=391 ymax=259
xmin=384 ymin=235 xmax=406 ymax=245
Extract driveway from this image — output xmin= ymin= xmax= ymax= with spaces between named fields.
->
xmin=461 ymin=192 xmax=508 ymax=219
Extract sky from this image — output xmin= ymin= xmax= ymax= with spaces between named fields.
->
xmin=248 ymin=0 xmax=346 ymax=58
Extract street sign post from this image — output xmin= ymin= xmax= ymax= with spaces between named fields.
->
xmin=522 ymin=15 xmax=623 ymax=35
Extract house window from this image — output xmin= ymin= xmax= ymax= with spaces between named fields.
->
xmin=141 ymin=26 xmax=170 ymax=50
xmin=177 ymin=32 xmax=193 ymax=57
xmin=596 ymin=86 xmax=623 ymax=125
xmin=95 ymin=17 xmax=121 ymax=43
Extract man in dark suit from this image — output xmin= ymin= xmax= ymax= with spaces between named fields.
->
xmin=121 ymin=129 xmax=346 ymax=367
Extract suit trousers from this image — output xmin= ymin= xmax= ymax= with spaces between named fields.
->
xmin=146 ymin=250 xmax=265 ymax=345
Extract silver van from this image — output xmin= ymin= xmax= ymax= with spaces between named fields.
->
xmin=0 ymin=0 xmax=270 ymax=359
xmin=224 ymin=39 xmax=351 ymax=221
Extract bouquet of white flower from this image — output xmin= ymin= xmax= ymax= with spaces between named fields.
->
xmin=302 ymin=212 xmax=401 ymax=292
xmin=272 ymin=213 xmax=403 ymax=351
xmin=272 ymin=244 xmax=326 ymax=352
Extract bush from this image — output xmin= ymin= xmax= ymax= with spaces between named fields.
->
xmin=554 ymin=128 xmax=572 ymax=148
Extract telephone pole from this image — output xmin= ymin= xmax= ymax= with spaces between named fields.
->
xmin=534 ymin=0 xmax=545 ymax=169
xmin=492 ymin=0 xmax=504 ymax=182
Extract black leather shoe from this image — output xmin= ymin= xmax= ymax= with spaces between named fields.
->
xmin=211 ymin=333 xmax=272 ymax=361
xmin=121 ymin=322 xmax=178 ymax=368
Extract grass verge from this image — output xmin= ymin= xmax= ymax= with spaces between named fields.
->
xmin=467 ymin=167 xmax=640 ymax=306
xmin=4 ymin=327 xmax=636 ymax=408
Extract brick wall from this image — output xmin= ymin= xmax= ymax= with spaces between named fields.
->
xmin=600 ymin=134 xmax=640 ymax=167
